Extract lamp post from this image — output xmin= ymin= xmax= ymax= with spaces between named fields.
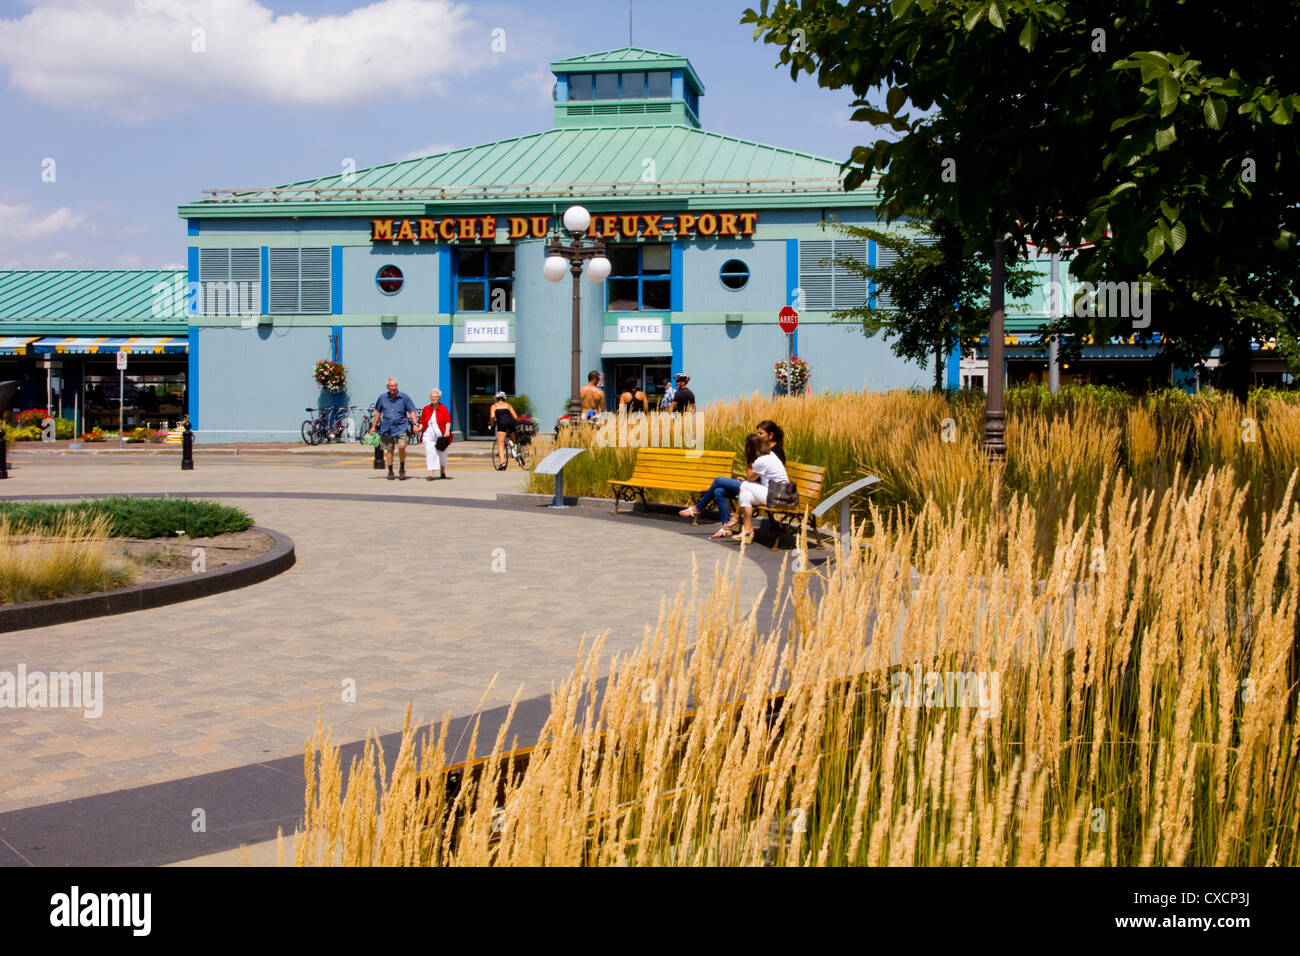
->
xmin=983 ymin=236 xmax=1007 ymax=459
xmin=543 ymin=205 xmax=611 ymax=422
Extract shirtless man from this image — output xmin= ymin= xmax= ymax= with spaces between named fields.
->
xmin=579 ymin=370 xmax=605 ymax=419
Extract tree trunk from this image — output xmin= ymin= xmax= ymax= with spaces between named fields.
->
xmin=934 ymin=341 xmax=945 ymax=392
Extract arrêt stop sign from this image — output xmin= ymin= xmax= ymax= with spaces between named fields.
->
xmin=778 ymin=306 xmax=799 ymax=334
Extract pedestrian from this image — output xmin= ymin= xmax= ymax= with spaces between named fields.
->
xmin=670 ymin=373 xmax=695 ymax=412
xmin=618 ymin=377 xmax=646 ymax=413
xmin=658 ymin=377 xmax=676 ymax=411
xmin=678 ymin=432 xmax=764 ymax=538
xmin=490 ymin=391 xmax=517 ymax=470
xmin=418 ymin=387 xmax=453 ymax=480
xmin=756 ymin=419 xmax=786 ymax=463
xmin=580 ymin=370 xmax=606 ymax=420
xmin=369 ymin=377 xmax=419 ymax=480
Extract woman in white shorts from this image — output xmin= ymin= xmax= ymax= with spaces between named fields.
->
xmin=735 ymin=434 xmax=788 ymax=543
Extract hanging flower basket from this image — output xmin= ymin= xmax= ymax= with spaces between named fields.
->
xmin=774 ymin=357 xmax=810 ymax=394
xmin=314 ymin=360 xmax=348 ymax=394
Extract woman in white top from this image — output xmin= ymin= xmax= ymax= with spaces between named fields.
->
xmin=735 ymin=435 xmax=788 ymax=543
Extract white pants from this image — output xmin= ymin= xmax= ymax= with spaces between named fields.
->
xmin=738 ymin=481 xmax=767 ymax=509
xmin=423 ymin=427 xmax=448 ymax=471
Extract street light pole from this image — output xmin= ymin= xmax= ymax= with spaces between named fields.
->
xmin=544 ymin=206 xmax=610 ymax=422
xmin=984 ymin=236 xmax=1007 ymax=459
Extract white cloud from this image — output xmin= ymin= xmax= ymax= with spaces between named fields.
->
xmin=0 ymin=0 xmax=483 ymax=120
xmin=394 ymin=142 xmax=457 ymax=162
xmin=0 ymin=202 xmax=89 ymax=239
xmin=119 ymin=223 xmax=155 ymax=237
xmin=509 ymin=63 xmax=554 ymax=107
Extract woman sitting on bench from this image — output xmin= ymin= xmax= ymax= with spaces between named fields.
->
xmin=679 ymin=433 xmax=763 ymax=538
xmin=734 ymin=433 xmax=789 ymax=543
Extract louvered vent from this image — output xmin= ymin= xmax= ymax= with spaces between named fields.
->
xmin=199 ymin=247 xmax=260 ymax=316
xmin=266 ymin=247 xmax=331 ymax=314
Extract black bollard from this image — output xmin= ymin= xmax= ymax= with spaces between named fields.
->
xmin=0 ymin=431 xmax=8 ymax=479
xmin=181 ymin=421 xmax=194 ymax=471
xmin=373 ymin=439 xmax=385 ymax=469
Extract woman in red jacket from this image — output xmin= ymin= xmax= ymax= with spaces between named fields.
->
xmin=418 ymin=388 xmax=454 ymax=480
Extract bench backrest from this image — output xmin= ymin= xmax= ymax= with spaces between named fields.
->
xmin=782 ymin=461 xmax=828 ymax=509
xmin=625 ymin=447 xmax=737 ymax=482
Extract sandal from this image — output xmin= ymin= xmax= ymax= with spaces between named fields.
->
xmin=711 ymin=527 xmax=737 ymax=539
xmin=735 ymin=530 xmax=755 ymax=545
xmin=679 ymin=506 xmax=699 ymax=518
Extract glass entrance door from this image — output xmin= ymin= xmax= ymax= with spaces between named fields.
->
xmin=465 ymin=362 xmax=515 ymax=438
xmin=612 ymin=361 xmax=671 ymax=410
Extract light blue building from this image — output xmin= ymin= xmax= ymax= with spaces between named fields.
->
xmin=174 ymin=47 xmax=930 ymax=442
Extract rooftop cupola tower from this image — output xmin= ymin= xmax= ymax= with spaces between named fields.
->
xmin=550 ymin=48 xmax=704 ymax=129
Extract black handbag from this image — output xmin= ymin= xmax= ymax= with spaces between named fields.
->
xmin=766 ymin=479 xmax=799 ymax=509
xmin=435 ymin=434 xmax=451 ymax=452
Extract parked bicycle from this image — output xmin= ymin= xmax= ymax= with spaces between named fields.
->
xmin=301 ymin=406 xmax=352 ymax=445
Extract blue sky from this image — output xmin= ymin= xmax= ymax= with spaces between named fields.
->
xmin=0 ymin=0 xmax=872 ymax=270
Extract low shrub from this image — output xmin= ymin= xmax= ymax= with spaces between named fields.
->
xmin=0 ymin=497 xmax=254 ymax=539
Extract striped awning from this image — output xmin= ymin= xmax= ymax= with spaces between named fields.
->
xmin=0 ymin=336 xmax=39 ymax=355
xmin=32 ymin=336 xmax=188 ymax=355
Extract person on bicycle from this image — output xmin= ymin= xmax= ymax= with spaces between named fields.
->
xmin=418 ymin=387 xmax=453 ymax=480
xmin=490 ymin=391 xmax=517 ymax=471
xmin=369 ymin=378 xmax=418 ymax=480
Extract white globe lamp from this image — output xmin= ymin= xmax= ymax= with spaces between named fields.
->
xmin=586 ymin=255 xmax=611 ymax=284
xmin=542 ymin=255 xmax=568 ymax=282
xmin=562 ymin=205 xmax=591 ymax=237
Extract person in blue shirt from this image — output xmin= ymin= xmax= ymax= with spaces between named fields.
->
xmin=368 ymin=377 xmax=419 ymax=480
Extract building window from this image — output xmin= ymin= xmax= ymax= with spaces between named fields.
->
xmin=798 ymin=239 xmax=867 ymax=310
xmin=376 ymin=264 xmax=404 ymax=295
xmin=198 ymin=247 xmax=260 ymax=316
xmin=456 ymin=246 xmax=514 ymax=312
xmin=594 ymin=71 xmax=618 ymax=100
xmin=620 ymin=71 xmax=645 ymax=98
xmin=269 ymin=247 xmax=330 ymax=314
xmin=719 ymin=259 xmax=750 ymax=290
xmin=569 ymin=73 xmax=592 ymax=100
xmin=607 ymin=244 xmax=671 ymax=312
xmin=647 ymin=70 xmax=671 ymax=98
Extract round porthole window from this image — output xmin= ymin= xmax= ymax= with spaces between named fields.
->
xmin=719 ymin=259 xmax=749 ymax=290
xmin=376 ymin=264 xmax=404 ymax=295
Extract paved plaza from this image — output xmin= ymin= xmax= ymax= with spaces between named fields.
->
xmin=0 ymin=446 xmax=779 ymax=864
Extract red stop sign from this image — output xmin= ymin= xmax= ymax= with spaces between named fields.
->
xmin=778 ymin=306 xmax=799 ymax=334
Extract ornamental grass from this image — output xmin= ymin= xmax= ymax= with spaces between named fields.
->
xmin=0 ymin=513 xmax=135 ymax=605
xmin=294 ymin=464 xmax=1300 ymax=866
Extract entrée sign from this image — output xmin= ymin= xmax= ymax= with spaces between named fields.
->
xmin=371 ymin=211 xmax=758 ymax=244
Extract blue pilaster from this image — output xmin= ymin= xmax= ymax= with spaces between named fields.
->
xmin=187 ymin=327 xmax=199 ymax=430
xmin=260 ymin=247 xmax=269 ymax=315
xmin=331 ymin=246 xmax=342 ymax=314
xmin=670 ymin=322 xmax=684 ymax=379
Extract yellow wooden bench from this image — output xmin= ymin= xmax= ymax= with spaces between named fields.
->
xmin=608 ymin=448 xmax=738 ymax=513
xmin=725 ymin=458 xmax=829 ymax=534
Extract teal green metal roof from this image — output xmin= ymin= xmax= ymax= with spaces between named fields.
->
xmin=0 ymin=270 xmax=189 ymax=326
xmin=183 ymin=126 xmax=872 ymax=216
xmin=550 ymin=47 xmax=705 ymax=93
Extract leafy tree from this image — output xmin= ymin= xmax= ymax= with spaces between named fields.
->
xmin=740 ymin=0 xmax=1300 ymax=396
xmin=830 ymin=215 xmax=1038 ymax=391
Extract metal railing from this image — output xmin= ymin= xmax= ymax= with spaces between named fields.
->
xmin=197 ymin=176 xmax=863 ymax=204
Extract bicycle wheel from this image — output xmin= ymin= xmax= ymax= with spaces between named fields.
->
xmin=301 ymin=420 xmax=316 ymax=445
xmin=512 ymin=437 xmax=526 ymax=469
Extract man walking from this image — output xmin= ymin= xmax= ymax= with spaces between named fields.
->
xmin=580 ymin=370 xmax=605 ymax=420
xmin=369 ymin=377 xmax=418 ymax=480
